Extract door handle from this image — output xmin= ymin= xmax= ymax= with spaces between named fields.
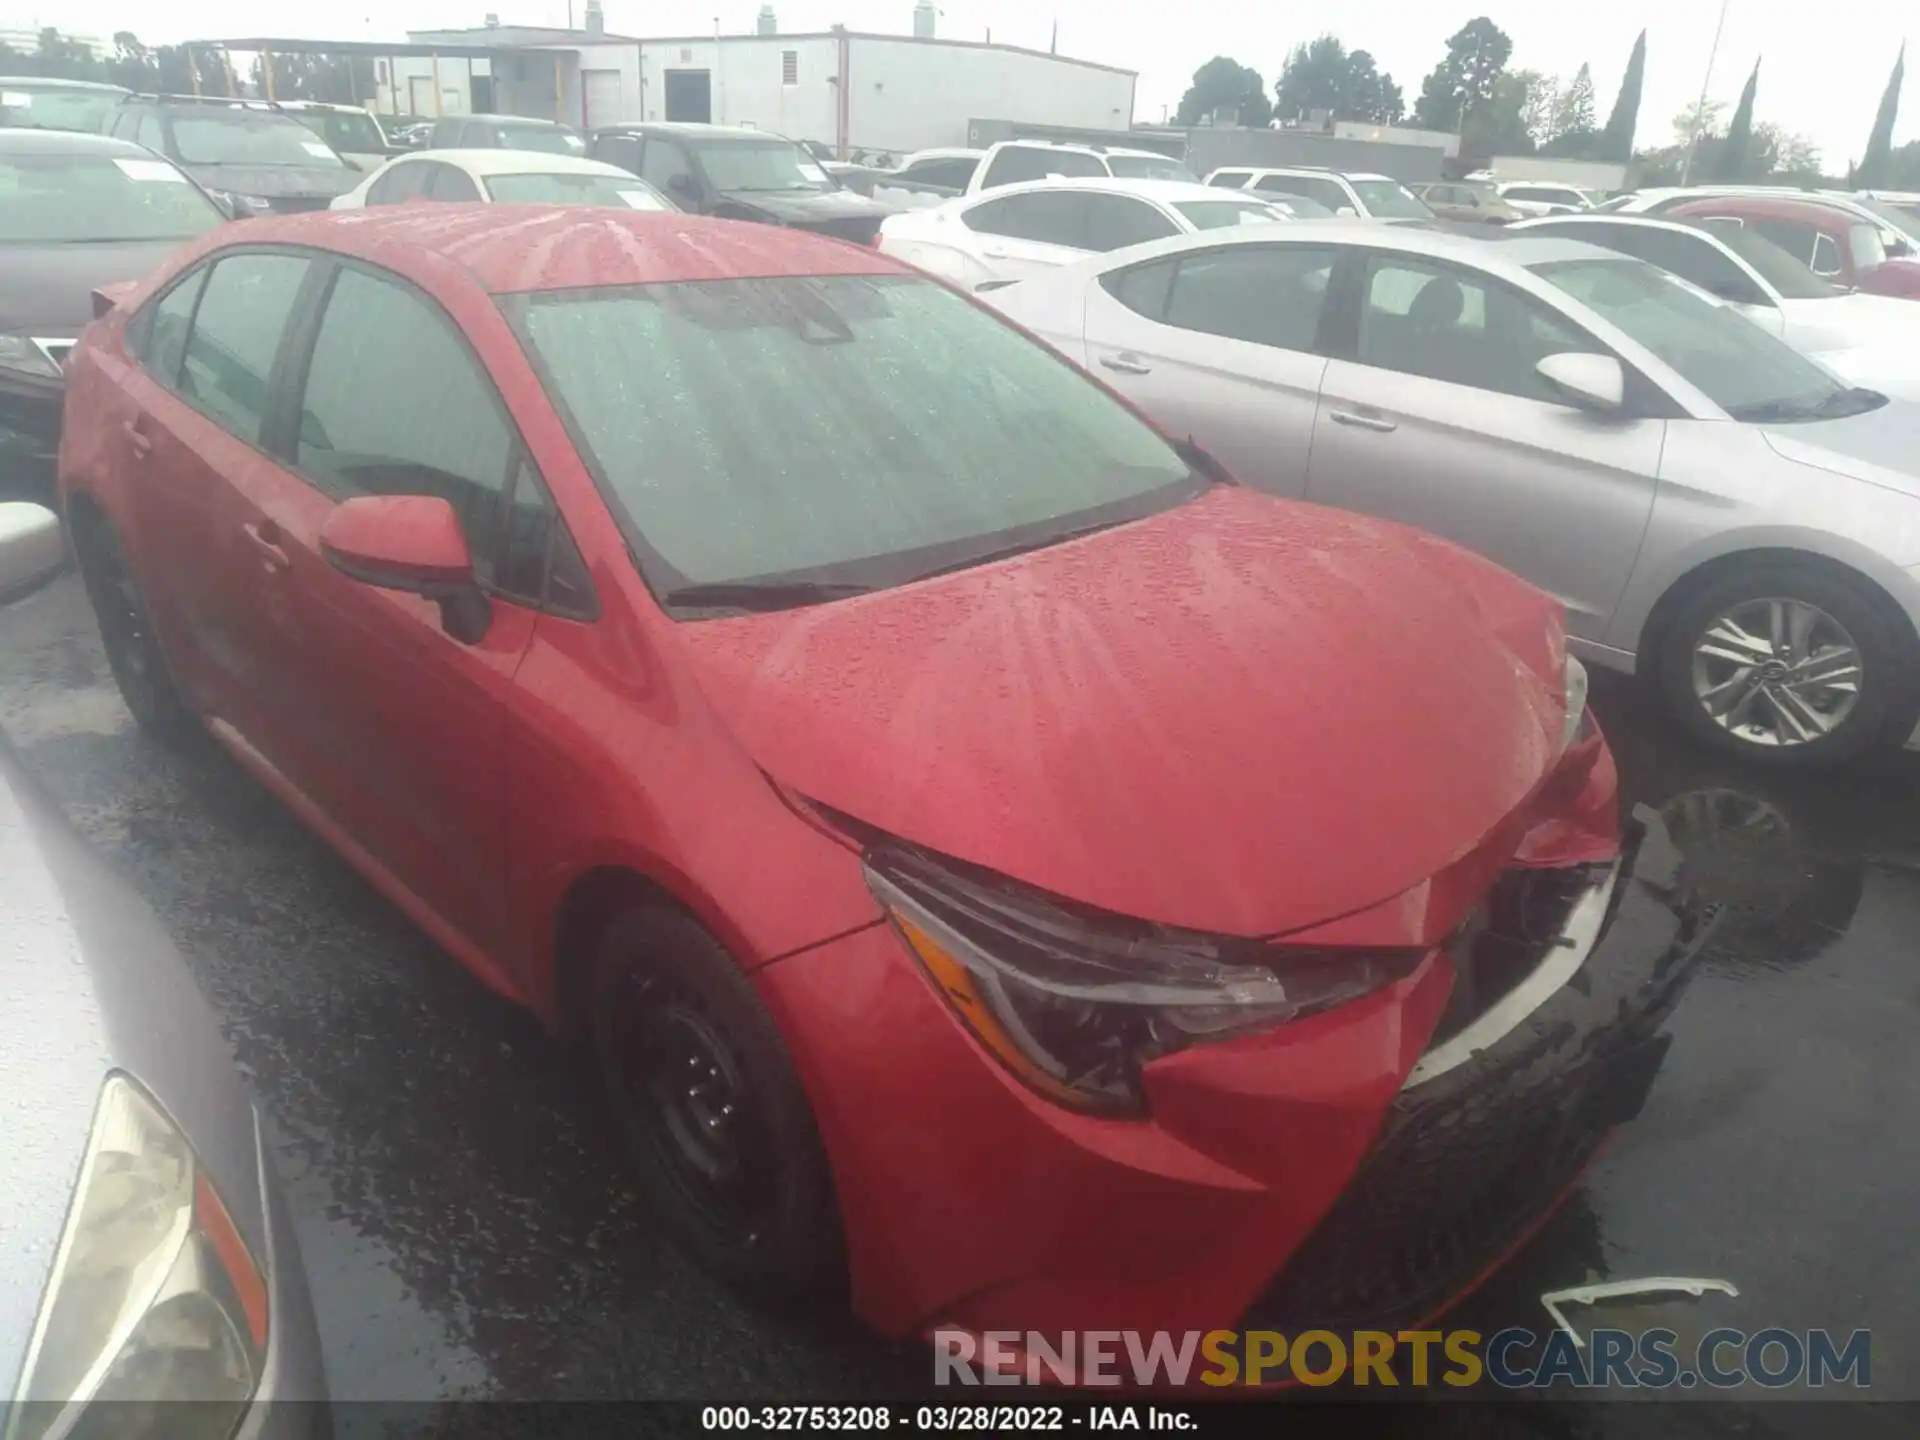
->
xmin=1328 ymin=408 xmax=1398 ymax=433
xmin=1099 ymin=353 xmax=1152 ymax=376
xmin=122 ymin=418 xmax=152 ymax=458
xmin=243 ymin=521 xmax=291 ymax=574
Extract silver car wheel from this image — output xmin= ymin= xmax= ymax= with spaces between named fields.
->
xmin=1689 ymin=597 xmax=1864 ymax=748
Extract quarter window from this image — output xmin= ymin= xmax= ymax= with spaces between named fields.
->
xmin=366 ymin=161 xmax=429 ymax=205
xmin=427 ymin=164 xmax=482 ymax=202
xmin=136 ymin=114 xmax=167 ymax=152
xmin=1099 ymin=257 xmax=1178 ymax=319
xmin=293 ymin=266 xmax=518 ymax=585
xmin=1358 ymin=257 xmax=1600 ymax=403
xmin=178 ymin=252 xmax=311 ymax=445
xmin=1161 ymin=246 xmax=1335 ymax=352
xmin=1811 ymin=233 xmax=1842 ymax=276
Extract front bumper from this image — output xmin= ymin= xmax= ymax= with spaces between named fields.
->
xmin=753 ymin=805 xmax=1709 ymax=1346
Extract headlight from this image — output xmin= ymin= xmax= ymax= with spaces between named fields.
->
xmin=0 ymin=333 xmax=62 ymax=381
xmin=1562 ymin=655 xmax=1591 ymax=751
xmin=7 ymin=1077 xmax=267 ymax=1440
xmin=865 ymin=840 xmax=1423 ymax=1115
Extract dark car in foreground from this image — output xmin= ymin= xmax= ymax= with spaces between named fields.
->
xmin=106 ymin=95 xmax=361 ymax=217
xmin=58 ymin=207 xmax=1702 ymax=1371
xmin=589 ymin=122 xmax=894 ymax=243
xmin=0 ymin=77 xmax=129 ymax=135
xmin=0 ymin=502 xmax=327 ymax=1436
xmin=0 ymin=130 xmax=225 ymax=498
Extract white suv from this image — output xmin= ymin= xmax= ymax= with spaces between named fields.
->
xmin=969 ymin=140 xmax=1197 ymax=194
xmin=1203 ymin=166 xmax=1431 ymax=222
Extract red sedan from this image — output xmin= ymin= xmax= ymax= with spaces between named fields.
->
xmin=1668 ymin=194 xmax=1920 ymax=299
xmin=57 ymin=208 xmax=1703 ymax=1356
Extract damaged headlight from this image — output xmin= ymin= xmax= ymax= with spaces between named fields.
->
xmin=7 ymin=1077 xmax=268 ymax=1440
xmin=865 ymin=842 xmax=1423 ymax=1115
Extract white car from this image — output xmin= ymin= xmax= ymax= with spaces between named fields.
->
xmin=1494 ymin=181 xmax=1602 ymax=216
xmin=1202 ymin=167 xmax=1432 ymax=223
xmin=967 ymin=139 xmax=1197 ymax=194
xmin=276 ymin=100 xmax=394 ymax=172
xmin=1510 ymin=214 xmax=1920 ymax=399
xmin=868 ymin=147 xmax=988 ymax=211
xmin=877 ymin=178 xmax=1299 ymax=291
xmin=331 ymin=149 xmax=674 ymax=211
xmin=982 ymin=220 xmax=1920 ymax=764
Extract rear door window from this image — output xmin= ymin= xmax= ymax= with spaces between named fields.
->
xmin=963 ymin=192 xmax=1086 ymax=247
xmin=177 ymin=252 xmax=311 ymax=446
xmin=1077 ymin=194 xmax=1179 ymax=251
xmin=1099 ymin=257 xmax=1179 ymax=320
xmin=366 ymin=161 xmax=430 ymax=204
xmin=426 ymin=164 xmax=482 ymax=201
xmin=1161 ymin=245 xmax=1336 ymax=352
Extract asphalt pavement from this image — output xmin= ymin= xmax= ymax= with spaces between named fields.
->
xmin=2 ymin=568 xmax=1915 ymax=1426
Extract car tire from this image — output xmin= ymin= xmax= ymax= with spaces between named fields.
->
xmin=1653 ymin=560 xmax=1918 ymax=766
xmin=588 ymin=906 xmax=844 ymax=1298
xmin=72 ymin=516 xmax=199 ymax=745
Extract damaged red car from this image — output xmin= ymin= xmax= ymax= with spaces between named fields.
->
xmin=58 ymin=208 xmax=1705 ymax=1359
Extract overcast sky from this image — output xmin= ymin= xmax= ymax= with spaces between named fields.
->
xmin=16 ymin=0 xmax=1913 ymax=170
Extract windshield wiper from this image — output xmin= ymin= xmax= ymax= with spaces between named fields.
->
xmin=662 ymin=579 xmax=876 ymax=612
xmin=1730 ymin=386 xmax=1887 ymax=424
xmin=1812 ymin=385 xmax=1888 ymax=419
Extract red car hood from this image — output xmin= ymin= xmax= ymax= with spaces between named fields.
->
xmin=675 ymin=488 xmax=1568 ymax=938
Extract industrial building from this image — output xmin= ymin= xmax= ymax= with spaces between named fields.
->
xmin=375 ymin=3 xmax=1137 ymax=159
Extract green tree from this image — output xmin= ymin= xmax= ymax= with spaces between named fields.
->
xmin=1411 ymin=17 xmax=1512 ymax=135
xmin=32 ymin=27 xmax=105 ymax=81
xmin=1710 ymin=59 xmax=1761 ymax=181
xmin=1175 ymin=55 xmax=1272 ymax=127
xmin=1752 ymin=123 xmax=1823 ymax=182
xmin=1519 ymin=70 xmax=1559 ymax=146
xmin=1600 ymin=29 xmax=1647 ymax=161
xmin=1551 ymin=62 xmax=1597 ymax=140
xmin=1463 ymin=69 xmax=1543 ymax=155
xmin=1273 ymin=36 xmax=1403 ymax=125
xmin=1858 ymin=45 xmax=1905 ymax=187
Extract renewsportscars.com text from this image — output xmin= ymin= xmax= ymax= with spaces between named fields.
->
xmin=933 ymin=1327 xmax=1872 ymax=1390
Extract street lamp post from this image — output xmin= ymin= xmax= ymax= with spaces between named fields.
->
xmin=1680 ymin=0 xmax=1733 ymax=185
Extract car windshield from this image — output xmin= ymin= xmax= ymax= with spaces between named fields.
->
xmin=293 ymin=109 xmax=386 ymax=155
xmin=0 ymin=152 xmax=224 ymax=243
xmin=1106 ymin=154 xmax=1197 ymax=182
xmin=508 ymin=273 xmax=1202 ymax=605
xmin=485 ymin=171 xmax=671 ymax=208
xmin=0 ymin=84 xmax=123 ymax=134
xmin=1257 ymin=194 xmax=1334 ymax=219
xmin=1533 ymin=257 xmax=1877 ymax=421
xmin=1351 ymin=179 xmax=1431 ymax=219
xmin=498 ymin=125 xmax=586 ymax=155
xmin=1692 ymin=221 xmax=1842 ymax=298
xmin=1172 ymin=199 xmax=1286 ymax=229
xmin=692 ymin=139 xmax=832 ymax=192
xmin=169 ymin=112 xmax=351 ymax=167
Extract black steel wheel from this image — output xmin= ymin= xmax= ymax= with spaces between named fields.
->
xmin=588 ymin=907 xmax=843 ymax=1296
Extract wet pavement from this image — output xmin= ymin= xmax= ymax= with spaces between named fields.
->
xmin=2 ymin=568 xmax=1915 ymax=1421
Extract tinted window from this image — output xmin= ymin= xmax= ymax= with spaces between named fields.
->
xmin=1254 ymin=174 xmax=1349 ymax=211
xmin=640 ymin=139 xmax=693 ymax=193
xmin=512 ymin=274 xmax=1196 ymax=594
xmin=426 ymin=164 xmax=482 ymax=201
xmin=1741 ymin=216 xmax=1818 ymax=265
xmin=1578 ymin=225 xmax=1768 ymax=305
xmin=1078 ymin=194 xmax=1179 ymax=251
xmin=136 ymin=114 xmax=166 ymax=152
xmin=963 ymin=192 xmax=1084 ymax=247
xmin=168 ymin=112 xmax=349 ymax=168
xmin=901 ymin=156 xmax=977 ymax=190
xmin=1100 ymin=257 xmax=1178 ymax=320
xmin=294 ymin=266 xmax=517 ymax=584
xmin=366 ymin=161 xmax=429 ymax=204
xmin=1162 ymin=246 xmax=1334 ymax=352
xmin=137 ymin=267 xmax=208 ymax=389
xmin=1693 ymin=221 xmax=1839 ymax=298
xmin=1535 ymin=257 xmax=1846 ymax=418
xmin=498 ymin=124 xmax=585 ymax=156
xmin=1207 ymin=171 xmax=1251 ymax=189
xmin=980 ymin=146 xmax=1104 ymax=190
xmin=1358 ymin=256 xmax=1599 ymax=403
xmin=178 ymin=253 xmax=310 ymax=444
xmin=0 ymin=152 xmax=223 ymax=243
xmin=485 ymin=172 xmax=671 ymax=208
xmin=594 ymin=132 xmax=644 ymax=175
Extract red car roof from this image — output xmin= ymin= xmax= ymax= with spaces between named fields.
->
xmin=216 ymin=207 xmax=908 ymax=294
xmin=1668 ymin=195 xmax=1858 ymax=233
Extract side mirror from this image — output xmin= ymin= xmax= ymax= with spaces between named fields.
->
xmin=0 ymin=502 xmax=68 ymax=606
xmin=319 ymin=495 xmax=491 ymax=644
xmin=1537 ymin=352 xmax=1626 ymax=414
xmin=1335 ymin=205 xmax=1358 ymax=218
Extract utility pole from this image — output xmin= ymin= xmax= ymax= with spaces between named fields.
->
xmin=1680 ymin=0 xmax=1732 ymax=185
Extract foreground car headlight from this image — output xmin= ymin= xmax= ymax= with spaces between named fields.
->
xmin=1562 ymin=655 xmax=1592 ymax=751
xmin=0 ymin=333 xmax=62 ymax=382
xmin=865 ymin=842 xmax=1423 ymax=1115
xmin=7 ymin=1077 xmax=267 ymax=1440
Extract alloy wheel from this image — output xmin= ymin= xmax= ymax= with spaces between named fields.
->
xmin=1688 ymin=597 xmax=1863 ymax=748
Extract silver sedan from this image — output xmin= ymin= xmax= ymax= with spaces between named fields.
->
xmin=986 ymin=222 xmax=1920 ymax=766
xmin=1 ymin=504 xmax=327 ymax=1438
